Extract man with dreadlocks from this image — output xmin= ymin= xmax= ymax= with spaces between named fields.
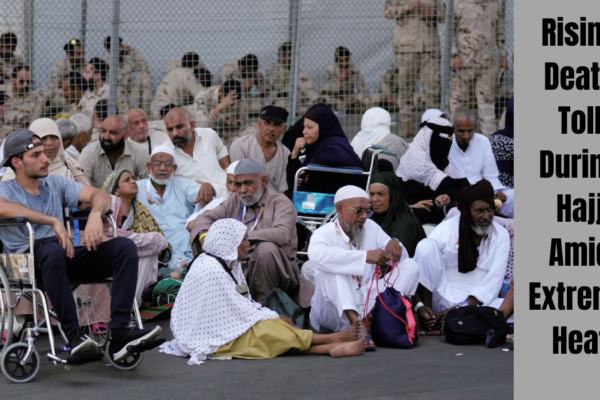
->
xmin=412 ymin=179 xmax=510 ymax=332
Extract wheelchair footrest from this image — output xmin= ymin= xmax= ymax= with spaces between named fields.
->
xmin=126 ymin=338 xmax=166 ymax=353
xmin=65 ymin=351 xmax=104 ymax=365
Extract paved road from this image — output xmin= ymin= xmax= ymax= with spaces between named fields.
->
xmin=0 ymin=316 xmax=513 ymax=399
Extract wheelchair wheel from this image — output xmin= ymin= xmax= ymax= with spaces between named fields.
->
xmin=74 ymin=284 xmax=111 ymax=348
xmin=1 ymin=343 xmax=40 ymax=383
xmin=104 ymin=341 xmax=144 ymax=371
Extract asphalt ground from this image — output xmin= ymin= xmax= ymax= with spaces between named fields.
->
xmin=0 ymin=314 xmax=514 ymax=399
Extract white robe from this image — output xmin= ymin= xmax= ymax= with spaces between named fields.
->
xmin=413 ymin=216 xmax=509 ymax=312
xmin=308 ymin=219 xmax=420 ymax=332
xmin=448 ymin=133 xmax=514 ymax=218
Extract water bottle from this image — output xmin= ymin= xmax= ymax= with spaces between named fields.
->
xmin=499 ymin=275 xmax=511 ymax=298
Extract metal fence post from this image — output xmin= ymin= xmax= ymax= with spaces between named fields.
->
xmin=23 ymin=0 xmax=34 ymax=66
xmin=108 ymin=0 xmax=120 ymax=117
xmin=287 ymin=0 xmax=303 ymax=125
xmin=441 ymin=0 xmax=454 ymax=112
xmin=80 ymin=0 xmax=88 ymax=48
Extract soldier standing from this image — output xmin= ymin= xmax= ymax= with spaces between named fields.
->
xmin=448 ymin=0 xmax=508 ymax=137
xmin=384 ymin=0 xmax=445 ymax=137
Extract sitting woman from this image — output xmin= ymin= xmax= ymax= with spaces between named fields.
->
xmin=2 ymin=118 xmax=89 ymax=184
xmin=369 ymin=172 xmax=427 ymax=257
xmin=160 ymin=219 xmax=367 ymax=365
xmin=491 ymin=98 xmax=514 ymax=189
xmin=102 ymin=169 xmax=171 ymax=304
xmin=396 ymin=117 xmax=470 ymax=224
xmin=286 ymin=106 xmax=366 ymax=196
xmin=351 ymin=107 xmax=409 ymax=171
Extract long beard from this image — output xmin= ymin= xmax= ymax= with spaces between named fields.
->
xmin=341 ymin=219 xmax=364 ymax=248
xmin=149 ymin=171 xmax=171 ymax=186
xmin=239 ymin=186 xmax=264 ymax=206
xmin=470 ymin=219 xmax=493 ymax=237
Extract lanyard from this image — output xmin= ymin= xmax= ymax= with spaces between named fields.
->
xmin=238 ymin=204 xmax=264 ymax=231
xmin=334 ymin=220 xmax=362 ymax=285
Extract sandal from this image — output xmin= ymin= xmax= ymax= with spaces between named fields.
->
xmin=92 ymin=323 xmax=108 ymax=334
xmin=359 ymin=335 xmax=376 ymax=351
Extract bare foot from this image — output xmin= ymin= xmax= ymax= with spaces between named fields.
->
xmin=358 ymin=320 xmax=374 ymax=346
xmin=331 ymin=320 xmax=360 ymax=343
xmin=329 ymin=338 xmax=367 ymax=358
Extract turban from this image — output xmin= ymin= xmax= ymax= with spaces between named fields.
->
xmin=334 ymin=185 xmax=369 ymax=204
xmin=456 ymin=179 xmax=495 ymax=273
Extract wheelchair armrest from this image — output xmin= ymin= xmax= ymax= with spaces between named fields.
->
xmin=0 ymin=217 xmax=29 ymax=226
xmin=66 ymin=209 xmax=113 ymax=221
xmin=306 ymin=164 xmax=364 ymax=174
xmin=379 ymin=149 xmax=398 ymax=156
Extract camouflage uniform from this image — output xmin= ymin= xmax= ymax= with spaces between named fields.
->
xmin=265 ymin=62 xmax=321 ymax=116
xmin=384 ymin=0 xmax=444 ymax=136
xmin=162 ymin=58 xmax=208 ymax=79
xmin=78 ymin=89 xmax=101 ymax=117
xmin=0 ymin=53 xmax=25 ymax=83
xmin=449 ymin=0 xmax=507 ymax=136
xmin=150 ymin=67 xmax=204 ymax=120
xmin=116 ymin=46 xmax=152 ymax=115
xmin=193 ymin=84 xmax=255 ymax=147
xmin=374 ymin=62 xmax=400 ymax=113
xmin=1 ymin=90 xmax=44 ymax=139
xmin=322 ymin=62 xmax=371 ymax=114
xmin=47 ymin=58 xmax=85 ymax=92
xmin=218 ymin=60 xmax=268 ymax=116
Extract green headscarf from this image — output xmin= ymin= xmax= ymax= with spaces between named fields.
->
xmin=370 ymin=172 xmax=427 ymax=257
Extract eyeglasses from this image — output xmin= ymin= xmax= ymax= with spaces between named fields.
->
xmin=151 ymin=161 xmax=173 ymax=168
xmin=347 ymin=207 xmax=373 ymax=218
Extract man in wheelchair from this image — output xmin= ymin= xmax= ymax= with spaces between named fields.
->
xmin=0 ymin=129 xmax=162 ymax=361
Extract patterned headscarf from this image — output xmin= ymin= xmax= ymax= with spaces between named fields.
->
xmin=102 ymin=168 xmax=129 ymax=194
xmin=203 ymin=219 xmax=248 ymax=264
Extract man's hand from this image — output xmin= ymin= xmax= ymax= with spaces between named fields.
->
xmin=434 ymin=308 xmax=453 ymax=329
xmin=366 ymin=249 xmax=391 ymax=267
xmin=494 ymin=192 xmax=507 ymax=203
xmin=417 ymin=306 xmax=436 ymax=330
xmin=216 ymin=90 xmax=237 ymax=114
xmin=194 ymin=181 xmax=215 ymax=207
xmin=499 ymin=56 xmax=508 ymax=71
xmin=435 ymin=194 xmax=450 ymax=207
xmin=53 ymin=219 xmax=74 ymax=259
xmin=451 ymin=56 xmax=462 ymax=70
xmin=83 ymin=211 xmax=104 ymax=251
xmin=385 ymin=240 xmax=402 ymax=263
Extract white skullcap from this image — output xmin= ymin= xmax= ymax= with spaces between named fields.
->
xmin=227 ymin=160 xmax=240 ymax=175
xmin=421 ymin=109 xmax=450 ymax=123
xmin=151 ymin=144 xmax=175 ymax=158
xmin=334 ymin=185 xmax=369 ymax=204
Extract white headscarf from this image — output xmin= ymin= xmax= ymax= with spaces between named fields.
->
xmin=160 ymin=219 xmax=278 ymax=365
xmin=351 ymin=107 xmax=391 ymax=158
xmin=396 ymin=117 xmax=455 ymax=191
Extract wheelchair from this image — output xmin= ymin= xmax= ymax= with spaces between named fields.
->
xmin=0 ymin=210 xmax=164 ymax=383
xmin=293 ymin=145 xmax=397 ymax=256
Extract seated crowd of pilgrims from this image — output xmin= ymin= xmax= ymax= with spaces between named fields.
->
xmin=0 ymin=99 xmax=515 ymax=363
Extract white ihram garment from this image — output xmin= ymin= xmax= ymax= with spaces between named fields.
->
xmin=413 ymin=216 xmax=509 ymax=312
xmin=308 ymin=219 xmax=419 ymax=332
xmin=448 ymin=133 xmax=514 ymax=218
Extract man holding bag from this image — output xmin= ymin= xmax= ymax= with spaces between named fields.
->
xmin=307 ymin=186 xmax=420 ymax=349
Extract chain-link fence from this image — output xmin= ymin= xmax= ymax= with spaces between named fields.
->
xmin=0 ymin=0 xmax=513 ymax=144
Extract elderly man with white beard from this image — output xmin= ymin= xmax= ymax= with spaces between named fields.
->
xmin=136 ymin=145 xmax=215 ymax=278
xmin=190 ymin=158 xmax=314 ymax=306
xmin=308 ymin=186 xmax=420 ymax=349
xmin=411 ymin=179 xmax=510 ymax=333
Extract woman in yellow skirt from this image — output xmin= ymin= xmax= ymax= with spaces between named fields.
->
xmin=160 ymin=218 xmax=366 ymax=366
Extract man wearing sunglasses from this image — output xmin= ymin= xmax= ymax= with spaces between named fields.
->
xmin=308 ymin=185 xmax=420 ymax=348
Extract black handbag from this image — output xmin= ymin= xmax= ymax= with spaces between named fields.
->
xmin=443 ymin=306 xmax=509 ymax=347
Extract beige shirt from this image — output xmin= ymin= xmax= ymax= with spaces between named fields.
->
xmin=193 ymin=84 xmax=248 ymax=133
xmin=78 ymin=139 xmax=150 ymax=188
xmin=0 ymin=53 xmax=25 ymax=81
xmin=150 ymin=67 xmax=204 ymax=119
xmin=3 ymin=90 xmax=44 ymax=130
xmin=48 ymin=58 xmax=85 ymax=92
xmin=128 ymin=129 xmax=171 ymax=154
xmin=323 ymin=63 xmax=368 ymax=98
xmin=164 ymin=127 xmax=229 ymax=197
xmin=229 ymin=134 xmax=290 ymax=193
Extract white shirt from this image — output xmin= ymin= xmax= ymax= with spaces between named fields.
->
xmin=0 ymin=141 xmax=6 ymax=177
xmin=165 ymin=128 xmax=229 ymax=197
xmin=428 ymin=216 xmax=510 ymax=305
xmin=448 ymin=133 xmax=506 ymax=191
xmin=65 ymin=145 xmax=80 ymax=161
xmin=128 ymin=129 xmax=171 ymax=155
